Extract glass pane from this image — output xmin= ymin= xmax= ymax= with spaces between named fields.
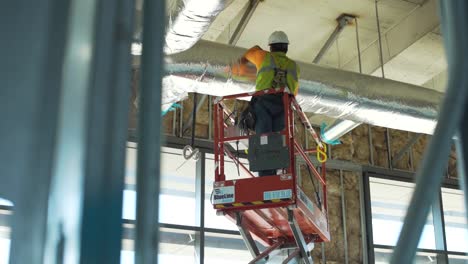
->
xmin=123 ymin=145 xmax=137 ymax=220
xmin=206 ymin=153 xmax=254 ymax=181
xmin=160 ymin=151 xmax=196 ymax=226
xmin=449 ymin=254 xmax=468 ymax=264
xmin=204 ymin=154 xmax=243 ymax=231
xmin=0 ymin=198 xmax=11 ymax=264
xmin=370 ymin=178 xmax=436 ymax=249
xmin=120 ymin=250 xmax=134 ymax=264
xmin=123 ymin=146 xmax=197 ymax=226
xmin=374 ymin=247 xmax=443 ymax=264
xmin=125 ymin=143 xmax=137 ymax=184
xmin=0 ymin=238 xmax=10 ymax=264
xmin=159 ymin=228 xmax=197 ymax=264
xmin=120 ymin=228 xmax=198 ymax=264
xmin=122 ymin=190 xmax=136 ymax=220
xmin=442 ymin=188 xmax=468 ymax=253
xmin=204 ymin=232 xmax=252 ymax=264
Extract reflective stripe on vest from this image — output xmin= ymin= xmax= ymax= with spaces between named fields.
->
xmin=256 ymin=53 xmax=298 ymax=93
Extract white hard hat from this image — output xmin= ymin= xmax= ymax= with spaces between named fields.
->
xmin=268 ymin=31 xmax=289 ymax=45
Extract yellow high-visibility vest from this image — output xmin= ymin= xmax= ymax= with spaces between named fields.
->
xmin=255 ymin=52 xmax=299 ymax=94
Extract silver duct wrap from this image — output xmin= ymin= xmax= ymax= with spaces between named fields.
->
xmin=165 ymin=0 xmax=226 ymax=55
xmin=160 ymin=40 xmax=443 ymax=134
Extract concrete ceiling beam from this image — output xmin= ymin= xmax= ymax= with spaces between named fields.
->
xmin=422 ymin=70 xmax=448 ymax=93
xmin=202 ymin=0 xmax=250 ymax=43
xmin=370 ymin=28 xmax=446 ymax=86
xmin=341 ymin=0 xmax=439 ymax=75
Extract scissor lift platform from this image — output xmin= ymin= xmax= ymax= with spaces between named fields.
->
xmin=212 ymin=89 xmax=330 ymax=263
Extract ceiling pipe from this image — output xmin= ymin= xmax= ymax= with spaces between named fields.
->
xmin=164 ymin=0 xmax=227 ymax=54
xmin=154 ymin=40 xmax=442 ymax=134
xmin=321 ymin=120 xmax=361 ymax=145
xmin=313 ymin=14 xmax=355 ymax=64
xmin=312 ymin=14 xmax=359 ymax=144
xmin=132 ymin=0 xmax=228 ymax=56
xmin=228 ymin=0 xmax=260 ymax=46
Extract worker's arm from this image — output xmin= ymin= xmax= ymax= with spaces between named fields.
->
xmin=294 ymin=64 xmax=300 ymax=96
xmin=243 ymin=45 xmax=266 ymax=68
xmin=231 ymin=45 xmax=266 ymax=77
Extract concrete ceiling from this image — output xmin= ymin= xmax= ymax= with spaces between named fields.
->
xmin=152 ymin=0 xmax=447 ymax=128
xmin=202 ymin=0 xmax=447 ymax=93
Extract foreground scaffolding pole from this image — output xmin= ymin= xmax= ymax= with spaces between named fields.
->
xmin=391 ymin=1 xmax=468 ymax=263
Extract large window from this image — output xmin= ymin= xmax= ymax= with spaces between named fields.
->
xmin=123 ymin=146 xmax=197 ymax=225
xmin=204 ymin=232 xmax=252 ymax=264
xmin=441 ymin=188 xmax=468 ymax=253
xmin=121 ymin=145 xmax=254 ymax=264
xmin=369 ymin=178 xmax=436 ymax=249
xmin=366 ymin=174 xmax=468 ymax=263
xmin=159 ymin=149 xmax=197 ymax=226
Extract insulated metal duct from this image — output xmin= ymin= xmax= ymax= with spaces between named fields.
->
xmin=159 ymin=40 xmax=443 ymax=135
xmin=164 ymin=0 xmax=227 ymax=54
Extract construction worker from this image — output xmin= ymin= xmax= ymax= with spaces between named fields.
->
xmin=238 ymin=31 xmax=300 ymax=176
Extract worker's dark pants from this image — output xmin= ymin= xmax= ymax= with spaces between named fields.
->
xmin=252 ymin=94 xmax=285 ymax=176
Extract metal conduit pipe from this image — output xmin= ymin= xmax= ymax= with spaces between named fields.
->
xmin=164 ymin=0 xmax=227 ymax=54
xmin=322 ymin=120 xmax=361 ymax=144
xmin=156 ymin=40 xmax=443 ymax=135
xmin=320 ymin=16 xmax=364 ymax=144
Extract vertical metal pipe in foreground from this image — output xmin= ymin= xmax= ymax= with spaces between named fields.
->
xmin=79 ymin=0 xmax=136 ymax=263
xmin=42 ymin=0 xmax=98 ymax=262
xmin=3 ymin=1 xmax=69 ymax=262
xmin=195 ymin=152 xmax=206 ymax=263
xmin=135 ymin=0 xmax=165 ymax=263
xmin=391 ymin=1 xmax=468 ymax=263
